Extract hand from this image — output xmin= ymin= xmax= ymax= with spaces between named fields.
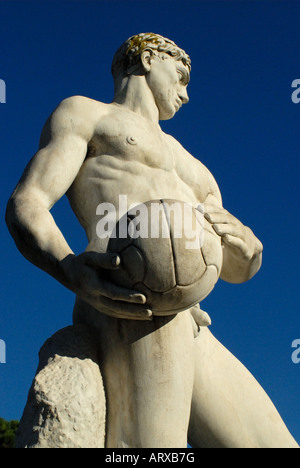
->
xmin=203 ymin=203 xmax=263 ymax=283
xmin=204 ymin=204 xmax=263 ymax=261
xmin=60 ymin=252 xmax=152 ymax=321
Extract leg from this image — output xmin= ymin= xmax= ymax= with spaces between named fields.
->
xmin=93 ymin=309 xmax=195 ymax=448
xmin=16 ymin=325 xmax=106 ymax=448
xmin=188 ymin=327 xmax=299 ymax=448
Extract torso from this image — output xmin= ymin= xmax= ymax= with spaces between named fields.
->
xmin=64 ymin=99 xmax=212 ymax=446
xmin=67 ymin=100 xmax=221 ymax=253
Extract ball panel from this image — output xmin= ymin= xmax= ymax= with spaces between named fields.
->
xmin=112 ymin=245 xmax=146 ymax=288
xmin=134 ymin=264 xmax=219 ymax=315
xmin=133 ymin=202 xmax=176 ymax=292
xmin=138 ymin=237 xmax=176 ymax=292
xmin=171 ymin=234 xmax=206 ymax=286
xmin=108 ymin=215 xmax=133 ymax=253
xmin=160 ymin=200 xmax=206 ymax=286
xmin=201 ymin=221 xmax=223 ymax=275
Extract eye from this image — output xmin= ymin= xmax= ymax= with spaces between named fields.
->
xmin=177 ymin=69 xmax=189 ymax=85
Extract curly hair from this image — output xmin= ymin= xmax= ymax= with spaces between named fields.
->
xmin=111 ymin=33 xmax=191 ymax=80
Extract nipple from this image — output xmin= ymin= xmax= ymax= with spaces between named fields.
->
xmin=126 ymin=136 xmax=137 ymax=145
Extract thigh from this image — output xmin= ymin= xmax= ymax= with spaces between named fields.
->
xmin=16 ymin=325 xmax=106 ymax=448
xmin=188 ymin=327 xmax=298 ymax=448
xmin=96 ymin=310 xmax=195 ymax=448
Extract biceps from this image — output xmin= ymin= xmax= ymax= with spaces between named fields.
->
xmin=14 ymin=134 xmax=88 ymax=209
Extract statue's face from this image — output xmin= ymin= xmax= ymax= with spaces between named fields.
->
xmin=145 ymin=54 xmax=190 ymax=120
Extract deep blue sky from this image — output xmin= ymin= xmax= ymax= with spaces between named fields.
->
xmin=0 ymin=0 xmax=299 ymax=445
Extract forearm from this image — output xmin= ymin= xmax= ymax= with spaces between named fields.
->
xmin=6 ymin=194 xmax=151 ymax=321
xmin=6 ymin=193 xmax=74 ymax=288
xmin=204 ymin=203 xmax=263 ymax=284
xmin=220 ymin=245 xmax=262 ymax=284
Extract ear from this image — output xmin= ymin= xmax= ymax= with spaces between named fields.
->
xmin=140 ymin=49 xmax=154 ymax=72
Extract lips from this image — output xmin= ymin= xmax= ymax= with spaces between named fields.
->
xmin=175 ymin=98 xmax=182 ymax=110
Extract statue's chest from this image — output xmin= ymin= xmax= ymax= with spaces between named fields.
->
xmin=94 ymin=115 xmax=174 ymax=171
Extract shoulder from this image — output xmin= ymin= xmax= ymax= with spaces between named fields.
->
xmin=57 ymin=95 xmax=109 ymax=112
xmin=53 ymin=95 xmax=110 ymax=127
xmin=39 ymin=96 xmax=110 ymax=147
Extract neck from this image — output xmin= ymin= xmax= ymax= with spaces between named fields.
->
xmin=112 ymin=74 xmax=160 ymax=124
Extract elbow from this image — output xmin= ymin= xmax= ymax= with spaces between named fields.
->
xmin=5 ymin=193 xmax=34 ymax=259
xmin=5 ymin=195 xmax=18 ymax=237
xmin=5 ymin=192 xmax=29 ymax=241
xmin=220 ymin=251 xmax=263 ymax=284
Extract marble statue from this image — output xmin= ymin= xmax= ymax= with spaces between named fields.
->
xmin=6 ymin=33 xmax=298 ymax=448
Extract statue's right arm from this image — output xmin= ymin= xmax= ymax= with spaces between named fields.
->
xmin=6 ymin=97 xmax=91 ymax=271
xmin=5 ymin=97 xmax=151 ymax=321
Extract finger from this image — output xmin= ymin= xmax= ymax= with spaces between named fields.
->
xmin=101 ymin=308 xmax=152 ymax=321
xmin=84 ymin=252 xmax=121 ymax=270
xmin=89 ymin=295 xmax=153 ymax=320
xmin=222 ymin=234 xmax=251 ymax=259
xmin=212 ymin=223 xmax=243 ymax=238
xmin=196 ymin=203 xmax=204 ymax=214
xmin=98 ymin=280 xmax=147 ymax=304
xmin=205 ymin=210 xmax=240 ymax=225
xmin=78 ymin=266 xmax=147 ymax=303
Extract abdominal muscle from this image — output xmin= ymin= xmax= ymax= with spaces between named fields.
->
xmin=69 ymin=154 xmax=203 ymax=248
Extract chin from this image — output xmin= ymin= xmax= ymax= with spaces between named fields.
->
xmin=159 ymin=108 xmax=177 ymax=121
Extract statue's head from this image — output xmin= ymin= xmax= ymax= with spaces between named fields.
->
xmin=111 ymin=33 xmax=191 ymax=120
xmin=111 ymin=33 xmax=191 ymax=81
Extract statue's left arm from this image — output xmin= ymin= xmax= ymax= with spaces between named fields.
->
xmin=168 ymin=136 xmax=263 ymax=284
xmin=204 ymin=197 xmax=263 ymax=284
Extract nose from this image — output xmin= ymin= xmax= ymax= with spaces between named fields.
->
xmin=179 ymin=87 xmax=189 ymax=105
